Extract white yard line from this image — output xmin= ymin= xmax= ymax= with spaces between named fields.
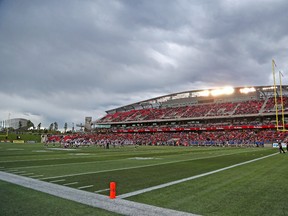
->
xmin=40 ymin=151 xmax=244 ymax=180
xmin=94 ymin=188 xmax=110 ymax=193
xmin=78 ymin=185 xmax=94 ymax=189
xmin=21 ymin=173 xmax=34 ymax=176
xmin=0 ymin=152 xmax=133 ymax=163
xmin=18 ymin=158 xmax=129 ymax=169
xmin=63 ymin=182 xmax=78 ymax=186
xmin=10 ymin=170 xmax=26 ymax=174
xmin=28 ymin=175 xmax=44 ymax=178
xmin=50 ymin=179 xmax=65 ymax=183
xmin=118 ymin=153 xmax=278 ymax=199
xmin=7 ymin=169 xmax=18 ymax=172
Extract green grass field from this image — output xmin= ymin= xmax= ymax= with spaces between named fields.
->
xmin=0 ymin=143 xmax=287 ymax=215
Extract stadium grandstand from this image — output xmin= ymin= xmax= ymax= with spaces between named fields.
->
xmin=47 ymin=85 xmax=288 ymax=147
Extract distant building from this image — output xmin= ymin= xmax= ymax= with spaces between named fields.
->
xmin=85 ymin=117 xmax=92 ymax=131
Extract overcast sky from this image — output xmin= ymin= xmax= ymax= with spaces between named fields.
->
xmin=1 ymin=0 xmax=288 ymax=129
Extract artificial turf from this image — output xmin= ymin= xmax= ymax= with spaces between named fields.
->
xmin=0 ymin=143 xmax=284 ymax=215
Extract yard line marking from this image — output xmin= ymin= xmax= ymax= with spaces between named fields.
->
xmin=118 ymin=153 xmax=278 ymax=199
xmin=50 ymin=179 xmax=65 ymax=183
xmin=94 ymin=188 xmax=110 ymax=193
xmin=16 ymin=158 xmax=129 ymax=169
xmin=39 ymin=150 xmax=258 ymax=180
xmin=11 ymin=171 xmax=27 ymax=174
xmin=7 ymin=169 xmax=18 ymax=172
xmin=21 ymin=173 xmax=34 ymax=176
xmin=0 ymin=152 xmax=134 ymax=163
xmin=78 ymin=185 xmax=93 ymax=189
xmin=29 ymin=175 xmax=44 ymax=178
xmin=63 ymin=182 xmax=78 ymax=186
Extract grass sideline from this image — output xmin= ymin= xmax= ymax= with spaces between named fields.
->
xmin=0 ymin=142 xmax=286 ymax=215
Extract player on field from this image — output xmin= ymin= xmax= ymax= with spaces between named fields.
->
xmin=278 ymin=142 xmax=285 ymax=153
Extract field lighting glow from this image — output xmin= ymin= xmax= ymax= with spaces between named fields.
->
xmin=211 ymin=87 xmax=235 ymax=96
xmin=198 ymin=90 xmax=210 ymax=97
xmin=239 ymin=87 xmax=256 ymax=94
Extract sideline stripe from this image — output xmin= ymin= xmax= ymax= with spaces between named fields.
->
xmin=118 ymin=153 xmax=278 ymax=199
xmin=40 ymin=151 xmax=249 ymax=180
xmin=0 ymin=171 xmax=197 ymax=216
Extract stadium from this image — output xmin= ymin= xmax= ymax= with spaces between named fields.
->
xmin=1 ymin=84 xmax=288 ymax=216
xmin=93 ymin=85 xmax=288 ymax=147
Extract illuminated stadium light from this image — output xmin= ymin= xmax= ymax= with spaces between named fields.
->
xmin=211 ymin=87 xmax=234 ymax=96
xmin=239 ymin=87 xmax=256 ymax=94
xmin=197 ymin=90 xmax=210 ymax=97
xmin=262 ymin=86 xmax=275 ymax=90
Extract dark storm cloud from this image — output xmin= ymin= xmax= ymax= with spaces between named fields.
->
xmin=1 ymin=0 xmax=288 ymax=128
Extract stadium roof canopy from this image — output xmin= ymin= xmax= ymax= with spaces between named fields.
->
xmin=105 ymin=85 xmax=288 ymax=114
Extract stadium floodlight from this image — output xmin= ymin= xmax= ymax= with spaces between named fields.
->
xmin=198 ymin=90 xmax=210 ymax=97
xmin=239 ymin=87 xmax=256 ymax=94
xmin=211 ymin=86 xmax=234 ymax=96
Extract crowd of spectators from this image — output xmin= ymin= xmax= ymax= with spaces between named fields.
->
xmin=263 ymin=97 xmax=288 ymax=113
xmin=45 ymin=129 xmax=287 ymax=148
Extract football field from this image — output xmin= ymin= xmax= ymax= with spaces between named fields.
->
xmin=0 ymin=143 xmax=287 ymax=215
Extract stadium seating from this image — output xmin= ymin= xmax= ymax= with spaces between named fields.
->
xmin=74 ymin=95 xmax=288 ymax=148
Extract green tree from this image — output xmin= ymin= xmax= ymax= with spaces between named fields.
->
xmin=27 ymin=120 xmax=34 ymax=129
xmin=37 ymin=123 xmax=41 ymax=131
xmin=54 ymin=122 xmax=58 ymax=131
xmin=49 ymin=123 xmax=53 ymax=131
xmin=64 ymin=122 xmax=68 ymax=133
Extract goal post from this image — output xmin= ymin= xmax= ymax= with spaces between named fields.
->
xmin=272 ymin=59 xmax=287 ymax=132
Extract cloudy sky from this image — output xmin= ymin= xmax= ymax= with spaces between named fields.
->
xmin=1 ymin=0 xmax=288 ymax=129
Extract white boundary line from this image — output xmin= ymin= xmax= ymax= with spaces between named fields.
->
xmin=118 ymin=153 xmax=278 ymax=199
